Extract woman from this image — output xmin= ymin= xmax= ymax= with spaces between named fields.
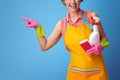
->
xmin=22 ymin=0 xmax=110 ymax=80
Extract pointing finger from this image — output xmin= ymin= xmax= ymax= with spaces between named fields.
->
xmin=21 ymin=16 xmax=31 ymax=22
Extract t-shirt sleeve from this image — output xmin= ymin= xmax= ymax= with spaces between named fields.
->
xmin=61 ymin=18 xmax=67 ymax=37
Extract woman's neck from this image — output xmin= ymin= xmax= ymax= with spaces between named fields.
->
xmin=69 ymin=9 xmax=80 ymax=22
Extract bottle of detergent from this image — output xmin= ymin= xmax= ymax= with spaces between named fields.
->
xmin=89 ymin=16 xmax=100 ymax=45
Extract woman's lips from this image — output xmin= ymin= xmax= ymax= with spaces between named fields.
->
xmin=70 ymin=5 xmax=77 ymax=9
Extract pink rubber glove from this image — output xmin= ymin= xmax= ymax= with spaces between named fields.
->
xmin=21 ymin=16 xmax=39 ymax=28
xmin=86 ymin=43 xmax=103 ymax=55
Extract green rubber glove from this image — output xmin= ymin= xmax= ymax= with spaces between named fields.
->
xmin=35 ymin=24 xmax=46 ymax=38
xmin=100 ymin=40 xmax=110 ymax=48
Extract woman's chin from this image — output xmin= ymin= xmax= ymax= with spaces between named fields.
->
xmin=69 ymin=8 xmax=79 ymax=12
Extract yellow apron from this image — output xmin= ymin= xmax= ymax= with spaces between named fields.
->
xmin=64 ymin=24 xmax=108 ymax=80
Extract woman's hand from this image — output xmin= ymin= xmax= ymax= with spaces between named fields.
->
xmin=21 ymin=16 xmax=46 ymax=38
xmin=86 ymin=43 xmax=103 ymax=55
xmin=21 ymin=16 xmax=39 ymax=28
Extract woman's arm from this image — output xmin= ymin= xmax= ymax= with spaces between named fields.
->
xmin=86 ymin=12 xmax=110 ymax=54
xmin=98 ymin=22 xmax=108 ymax=41
xmin=38 ymin=21 xmax=62 ymax=51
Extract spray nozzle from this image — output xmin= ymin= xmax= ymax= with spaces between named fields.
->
xmin=91 ymin=16 xmax=100 ymax=25
xmin=93 ymin=16 xmax=100 ymax=22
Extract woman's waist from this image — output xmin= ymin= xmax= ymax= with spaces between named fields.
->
xmin=69 ymin=54 xmax=104 ymax=69
xmin=68 ymin=66 xmax=101 ymax=74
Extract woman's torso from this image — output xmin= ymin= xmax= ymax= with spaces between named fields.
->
xmin=61 ymin=9 xmax=106 ymax=70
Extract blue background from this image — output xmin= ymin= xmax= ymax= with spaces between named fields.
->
xmin=0 ymin=0 xmax=120 ymax=80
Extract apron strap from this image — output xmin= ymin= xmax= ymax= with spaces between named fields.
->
xmin=82 ymin=11 xmax=93 ymax=30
